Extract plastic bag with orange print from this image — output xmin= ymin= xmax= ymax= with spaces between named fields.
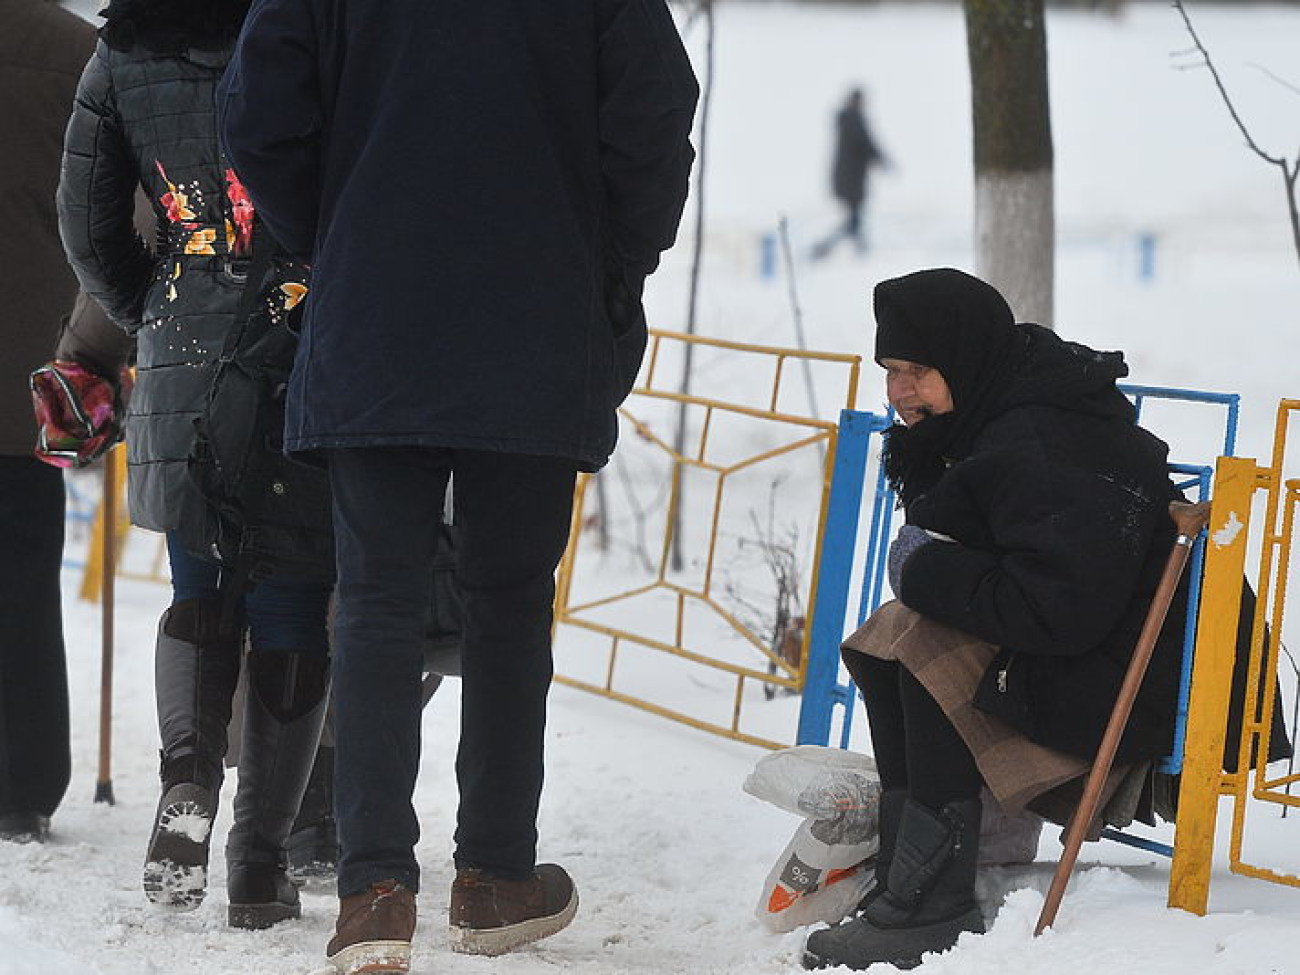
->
xmin=744 ymin=745 xmax=881 ymax=933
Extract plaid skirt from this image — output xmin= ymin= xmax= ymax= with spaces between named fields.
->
xmin=842 ymin=600 xmax=1094 ymax=815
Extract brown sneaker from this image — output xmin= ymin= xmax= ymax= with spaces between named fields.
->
xmin=449 ymin=863 xmax=578 ymax=956
xmin=325 ymin=880 xmax=416 ymax=974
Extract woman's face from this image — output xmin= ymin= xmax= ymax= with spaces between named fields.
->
xmin=880 ymin=358 xmax=954 ymax=426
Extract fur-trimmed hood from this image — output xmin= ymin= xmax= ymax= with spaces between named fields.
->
xmin=99 ymin=0 xmax=251 ymax=53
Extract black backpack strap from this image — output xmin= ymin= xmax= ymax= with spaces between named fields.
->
xmin=207 ymin=220 xmax=283 ymax=608
xmin=219 ymin=222 xmax=280 ymax=361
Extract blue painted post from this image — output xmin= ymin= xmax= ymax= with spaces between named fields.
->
xmin=1137 ymin=231 xmax=1157 ymax=282
xmin=759 ymin=232 xmax=778 ymax=281
xmin=796 ymin=409 xmax=877 ymax=746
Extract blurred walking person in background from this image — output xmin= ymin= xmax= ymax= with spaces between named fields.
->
xmin=812 ymin=86 xmax=888 ymax=260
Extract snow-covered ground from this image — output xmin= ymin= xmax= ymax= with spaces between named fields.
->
xmin=5 ymin=2 xmax=1300 ymax=973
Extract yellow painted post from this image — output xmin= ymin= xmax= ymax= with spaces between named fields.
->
xmin=1168 ymin=455 xmax=1259 ymax=914
xmin=79 ymin=447 xmax=128 ymax=603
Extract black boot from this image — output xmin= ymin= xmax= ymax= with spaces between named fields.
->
xmin=226 ymin=650 xmax=329 ymax=929
xmin=286 ymin=741 xmax=338 ymax=884
xmin=804 ymin=796 xmax=984 ymax=971
xmin=855 ymin=787 xmax=906 ymax=913
xmin=143 ymin=599 xmax=242 ymax=911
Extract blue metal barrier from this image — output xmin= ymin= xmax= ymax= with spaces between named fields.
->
xmin=797 ymin=386 xmax=1241 ymax=777
xmin=795 ymin=408 xmax=891 ymax=746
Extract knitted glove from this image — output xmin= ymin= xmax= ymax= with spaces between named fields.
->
xmin=30 ymin=360 xmax=132 ymax=469
xmin=887 ymin=524 xmax=934 ymax=595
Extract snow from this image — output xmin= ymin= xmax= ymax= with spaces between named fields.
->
xmin=6 ymin=2 xmax=1300 ymax=973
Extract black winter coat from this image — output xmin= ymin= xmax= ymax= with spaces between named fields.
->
xmin=58 ymin=1 xmax=301 ymax=536
xmin=218 ymin=0 xmax=698 ymax=471
xmin=895 ymin=327 xmax=1186 ymax=764
xmin=831 ymin=103 xmax=881 ymax=207
xmin=0 ymin=0 xmax=95 ymax=456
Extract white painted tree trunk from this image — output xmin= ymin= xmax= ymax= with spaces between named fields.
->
xmin=974 ymin=168 xmax=1054 ymax=327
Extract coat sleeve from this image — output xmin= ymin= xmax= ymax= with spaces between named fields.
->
xmin=595 ymin=0 xmax=699 ymax=278
xmin=217 ymin=0 xmax=325 ymax=261
xmin=898 ymin=448 xmax=1166 ymax=656
xmin=54 ymin=292 xmax=136 ymax=377
xmin=57 ymin=44 xmax=154 ymax=332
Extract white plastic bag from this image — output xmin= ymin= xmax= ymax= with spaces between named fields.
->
xmin=745 ymin=746 xmax=882 ymax=933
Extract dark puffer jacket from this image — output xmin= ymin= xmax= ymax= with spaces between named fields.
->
xmin=880 ymin=270 xmax=1186 ymax=764
xmin=57 ymin=0 xmax=299 ymax=536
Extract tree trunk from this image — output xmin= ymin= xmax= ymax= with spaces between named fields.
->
xmin=964 ymin=0 xmax=1055 ymax=327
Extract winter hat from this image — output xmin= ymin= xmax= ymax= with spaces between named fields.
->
xmin=873 ymin=268 xmax=1025 ymax=504
xmin=872 ymin=267 xmax=1018 ymax=414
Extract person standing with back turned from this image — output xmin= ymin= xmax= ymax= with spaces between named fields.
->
xmin=218 ymin=3 xmax=699 ymax=973
xmin=0 ymin=0 xmax=96 ymax=845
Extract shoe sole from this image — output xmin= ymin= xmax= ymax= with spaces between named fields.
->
xmin=449 ymin=886 xmax=578 ymax=957
xmin=228 ymin=900 xmax=302 ymax=930
xmin=324 ymin=940 xmax=411 ymax=974
xmin=142 ymin=785 xmax=214 ymax=912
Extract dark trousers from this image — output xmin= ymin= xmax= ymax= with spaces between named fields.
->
xmin=164 ymin=533 xmax=331 ymax=655
xmin=842 ymin=649 xmax=981 ymax=810
xmin=0 ymin=456 xmax=69 ymax=818
xmin=326 ymin=446 xmax=576 ymax=896
xmin=812 ymin=199 xmax=867 ymax=260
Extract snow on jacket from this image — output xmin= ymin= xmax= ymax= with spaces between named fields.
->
xmin=0 ymin=0 xmax=95 ymax=455
xmin=217 ymin=0 xmax=698 ymax=471
xmin=880 ymin=272 xmax=1186 ymax=763
xmin=57 ymin=0 xmax=304 ymax=536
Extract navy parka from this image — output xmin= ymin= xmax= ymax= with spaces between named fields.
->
xmin=218 ymin=0 xmax=698 ymax=471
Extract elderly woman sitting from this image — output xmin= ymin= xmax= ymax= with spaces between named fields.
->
xmin=804 ymin=268 xmax=1188 ymax=970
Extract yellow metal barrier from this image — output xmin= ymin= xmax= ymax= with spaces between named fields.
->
xmin=79 ymin=446 xmax=131 ymax=602
xmin=553 ymin=329 xmax=861 ymax=749
xmin=1170 ymin=399 xmax=1300 ymax=913
xmin=78 ymin=444 xmax=170 ymax=601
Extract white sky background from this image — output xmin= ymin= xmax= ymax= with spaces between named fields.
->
xmin=4 ymin=2 xmax=1300 ymax=973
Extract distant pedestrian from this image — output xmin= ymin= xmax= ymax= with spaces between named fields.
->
xmin=219 ymin=1 xmax=698 ymax=971
xmin=0 ymin=0 xmax=97 ymax=845
xmin=812 ymin=87 xmax=887 ymax=260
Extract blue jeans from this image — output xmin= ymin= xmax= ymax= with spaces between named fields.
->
xmin=165 ymin=534 xmax=331 ymax=656
xmin=326 ymin=446 xmax=576 ymax=896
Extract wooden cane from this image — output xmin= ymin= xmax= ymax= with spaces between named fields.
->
xmin=1034 ymin=500 xmax=1211 ymax=935
xmin=94 ymin=448 xmax=117 ymax=805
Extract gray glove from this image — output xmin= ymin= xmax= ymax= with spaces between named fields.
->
xmin=887 ymin=524 xmax=934 ymax=594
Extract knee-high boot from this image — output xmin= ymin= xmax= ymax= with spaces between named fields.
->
xmin=226 ymin=650 xmax=330 ymax=929
xmin=286 ymin=735 xmax=339 ymax=883
xmin=804 ymin=796 xmax=984 ymax=971
xmin=144 ymin=598 xmax=243 ymax=911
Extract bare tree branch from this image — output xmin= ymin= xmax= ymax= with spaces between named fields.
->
xmin=1247 ymin=62 xmax=1300 ymax=100
xmin=1173 ymin=0 xmax=1285 ymax=166
xmin=1174 ymin=0 xmax=1300 ymax=272
xmin=670 ymin=0 xmax=714 ymax=571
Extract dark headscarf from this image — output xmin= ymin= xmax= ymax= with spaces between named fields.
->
xmin=874 ymin=267 xmax=1134 ymax=505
